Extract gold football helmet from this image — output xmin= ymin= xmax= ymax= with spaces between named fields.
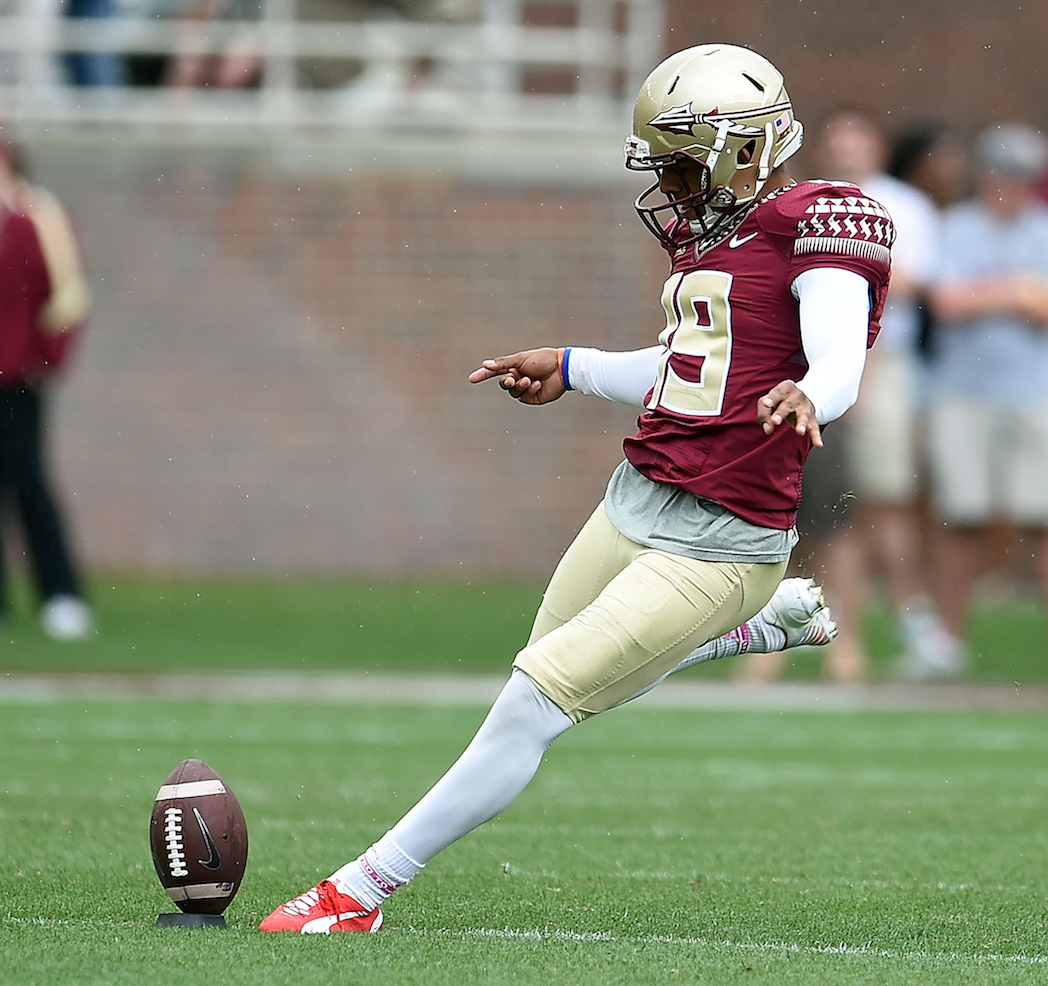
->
xmin=626 ymin=44 xmax=804 ymax=247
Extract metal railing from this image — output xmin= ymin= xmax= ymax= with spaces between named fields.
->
xmin=0 ymin=0 xmax=665 ymax=140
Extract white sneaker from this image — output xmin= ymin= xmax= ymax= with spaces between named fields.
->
xmin=896 ymin=624 xmax=968 ymax=680
xmin=41 ymin=595 xmax=94 ymax=641
xmin=759 ymin=577 xmax=838 ymax=648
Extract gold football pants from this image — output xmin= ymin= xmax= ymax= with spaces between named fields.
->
xmin=514 ymin=502 xmax=786 ymax=722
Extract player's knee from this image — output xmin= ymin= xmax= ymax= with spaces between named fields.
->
xmin=485 ymin=670 xmax=573 ymax=745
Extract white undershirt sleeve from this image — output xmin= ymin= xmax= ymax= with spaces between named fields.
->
xmin=564 ymin=345 xmax=664 ymax=408
xmin=562 ymin=267 xmax=871 ymax=420
xmin=792 ymin=267 xmax=871 ymax=424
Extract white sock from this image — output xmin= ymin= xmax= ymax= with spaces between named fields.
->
xmin=330 ymin=670 xmax=573 ymax=909
xmin=667 ymin=613 xmax=786 ymax=674
xmin=329 ymin=833 xmax=422 ymax=911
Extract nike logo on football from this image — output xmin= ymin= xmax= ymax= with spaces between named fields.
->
xmin=728 ymin=231 xmax=759 ymax=248
xmin=193 ymin=807 xmax=223 ymax=870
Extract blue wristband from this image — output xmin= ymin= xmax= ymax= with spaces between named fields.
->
xmin=561 ymin=347 xmax=573 ymax=390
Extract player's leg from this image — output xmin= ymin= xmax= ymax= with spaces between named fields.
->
xmin=514 ymin=547 xmax=785 ymax=721
xmin=260 ymin=503 xmax=631 ymax=933
xmin=259 ymin=667 xmax=571 ymax=933
xmin=618 ymin=577 xmax=838 ymax=705
xmin=369 ymin=523 xmax=786 ymax=874
xmin=261 ymin=517 xmax=784 ymax=932
xmin=525 ymin=501 xmax=638 ymax=645
xmin=533 ymin=504 xmax=835 ymax=684
xmin=353 ymin=550 xmax=781 ymax=920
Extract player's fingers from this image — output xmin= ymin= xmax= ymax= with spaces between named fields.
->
xmin=765 ymin=397 xmax=796 ymax=426
xmin=760 ymin=380 xmax=796 ymax=406
xmin=757 ymin=382 xmax=796 ymax=423
xmin=518 ymin=382 xmax=546 ymax=404
xmin=468 ymin=366 xmax=499 ymax=383
xmin=468 ymin=354 xmax=526 ymax=383
xmin=501 ymin=374 xmax=531 ymax=397
xmin=807 ymin=417 xmax=824 ymax=448
xmin=507 ymin=377 xmax=545 ymax=404
xmin=789 ymin=400 xmax=818 ymax=437
xmin=759 ymin=382 xmax=812 ymax=437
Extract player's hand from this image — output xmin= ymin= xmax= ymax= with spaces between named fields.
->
xmin=757 ymin=380 xmax=823 ymax=448
xmin=468 ymin=348 xmax=566 ymax=405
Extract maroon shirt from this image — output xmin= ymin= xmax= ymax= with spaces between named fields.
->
xmin=0 ymin=204 xmax=79 ymax=384
xmin=623 ymin=180 xmax=894 ymax=529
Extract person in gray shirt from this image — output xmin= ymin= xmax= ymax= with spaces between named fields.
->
xmin=927 ymin=122 xmax=1048 ymax=672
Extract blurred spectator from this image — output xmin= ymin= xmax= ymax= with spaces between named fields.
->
xmin=742 ymin=108 xmax=948 ymax=683
xmin=887 ymin=125 xmax=967 ymax=365
xmin=162 ymin=0 xmax=478 ymax=92
xmin=926 ymin=123 xmax=1048 ymax=673
xmin=0 ymin=142 xmax=93 ymax=639
xmin=297 ymin=0 xmax=483 ymax=102
xmin=888 ymin=124 xmax=968 ymax=210
xmin=123 ymin=0 xmax=188 ymax=87
xmin=165 ymin=0 xmax=263 ymax=89
xmin=64 ymin=0 xmax=127 ymax=87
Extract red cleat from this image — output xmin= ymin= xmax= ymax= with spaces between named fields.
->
xmin=259 ymin=880 xmax=383 ymax=934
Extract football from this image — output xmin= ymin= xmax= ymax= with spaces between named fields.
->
xmin=149 ymin=759 xmax=249 ymax=915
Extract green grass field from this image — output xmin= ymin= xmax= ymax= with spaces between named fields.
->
xmin=3 ymin=698 xmax=1047 ymax=985
xmin=3 ymin=575 xmax=1048 ymax=984
xmin=2 ymin=574 xmax=1048 ymax=682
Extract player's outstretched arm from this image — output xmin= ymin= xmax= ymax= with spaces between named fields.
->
xmin=469 ymin=348 xmax=565 ymax=405
xmin=471 ymin=345 xmax=663 ymax=408
xmin=757 ymin=381 xmax=823 ymax=448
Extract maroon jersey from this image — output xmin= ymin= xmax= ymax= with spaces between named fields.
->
xmin=623 ymin=180 xmax=894 ymax=529
xmin=0 ymin=204 xmax=80 ymax=383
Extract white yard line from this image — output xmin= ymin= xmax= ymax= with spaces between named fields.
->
xmin=4 ymin=915 xmax=1047 ymax=964
xmin=1 ymin=670 xmax=1047 ymax=712
xmin=407 ymin=926 xmax=1048 ymax=965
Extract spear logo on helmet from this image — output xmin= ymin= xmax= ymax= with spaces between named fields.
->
xmin=648 ymin=102 xmax=792 ymax=138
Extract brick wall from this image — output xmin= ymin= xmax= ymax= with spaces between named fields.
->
xmin=668 ymin=0 xmax=1048 ymax=146
xmin=23 ymin=0 xmax=1048 ymax=578
xmin=33 ymin=144 xmax=663 ymax=577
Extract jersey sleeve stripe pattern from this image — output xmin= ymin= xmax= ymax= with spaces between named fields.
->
xmin=795 ymin=194 xmax=896 ymax=266
xmin=794 ymin=235 xmax=891 ymax=265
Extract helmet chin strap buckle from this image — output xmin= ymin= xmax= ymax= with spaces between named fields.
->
xmin=709 ymin=187 xmax=736 ymax=209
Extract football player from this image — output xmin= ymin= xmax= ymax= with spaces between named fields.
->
xmin=260 ymin=43 xmax=893 ymax=934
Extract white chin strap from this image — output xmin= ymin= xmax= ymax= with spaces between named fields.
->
xmin=774 ymin=120 xmax=805 ymax=168
xmin=704 ymin=119 xmax=731 ymax=186
xmin=757 ymin=121 xmax=775 ymax=182
xmin=731 ymin=121 xmax=777 ymax=209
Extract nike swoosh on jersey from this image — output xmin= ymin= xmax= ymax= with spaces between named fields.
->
xmin=728 ymin=231 xmax=759 ymax=248
xmin=301 ymin=911 xmax=369 ymax=934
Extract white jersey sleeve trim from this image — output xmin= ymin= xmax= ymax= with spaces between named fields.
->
xmin=564 ymin=345 xmax=664 ymax=408
xmin=791 ymin=266 xmax=870 ymax=424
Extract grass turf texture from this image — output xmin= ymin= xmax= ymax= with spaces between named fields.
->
xmin=1 ymin=575 xmax=1048 ymax=683
xmin=2 ymin=699 xmax=1047 ymax=985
